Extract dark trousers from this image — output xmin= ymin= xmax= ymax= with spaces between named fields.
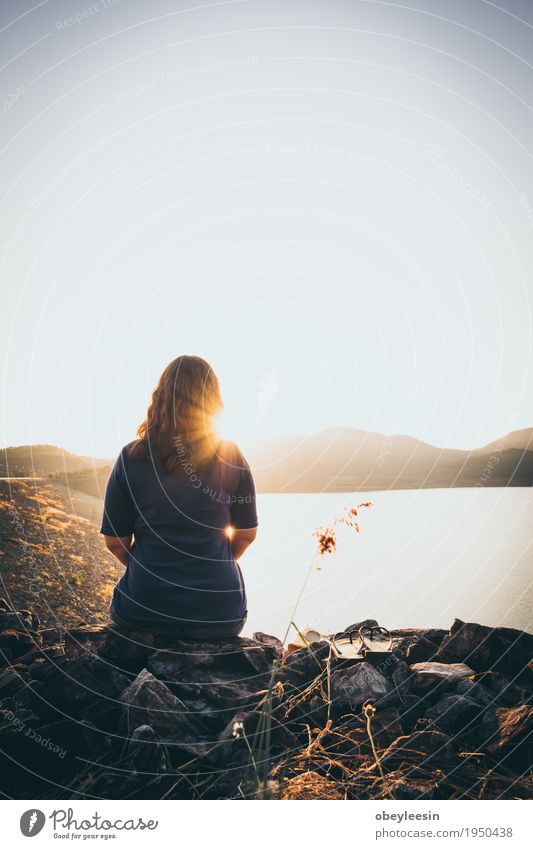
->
xmin=109 ymin=600 xmax=247 ymax=639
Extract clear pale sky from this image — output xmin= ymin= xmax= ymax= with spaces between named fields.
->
xmin=1 ymin=0 xmax=532 ymax=459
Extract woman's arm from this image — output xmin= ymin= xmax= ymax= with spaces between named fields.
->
xmin=230 ymin=527 xmax=257 ymax=561
xmin=103 ymin=534 xmax=133 ymax=568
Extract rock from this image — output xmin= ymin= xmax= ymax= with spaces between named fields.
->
xmin=31 ymin=718 xmax=108 ymax=762
xmin=0 ymin=611 xmax=33 ymax=630
xmin=0 ymin=667 xmax=27 ymax=696
xmin=252 ymin=632 xmax=284 ymax=655
xmin=217 ymin=709 xmax=298 ymax=772
xmin=365 ymin=651 xmax=401 ymax=680
xmin=392 ymin=628 xmax=448 ymax=657
xmin=380 ymin=729 xmax=459 ymax=769
xmin=11 ymin=645 xmax=64 ymax=667
xmin=411 ymin=661 xmax=474 ymax=693
xmin=217 ymin=710 xmax=258 ymax=763
xmin=360 ymin=706 xmax=405 ymax=750
xmin=128 ymin=725 xmax=167 ymax=774
xmin=65 ymin=627 xmax=278 ymax=679
xmin=475 ymin=671 xmax=531 ymax=708
xmin=423 ymin=694 xmax=484 ymax=735
xmin=436 ymin=619 xmax=533 ymax=675
xmin=147 ymin=650 xmax=266 ymax=729
xmin=36 ymin=654 xmax=131 ymax=711
xmin=330 ymin=662 xmax=394 ymax=710
xmin=282 ymin=641 xmax=331 ymax=682
xmin=147 ymin=638 xmax=277 ymax=708
xmin=406 ymin=637 xmax=438 ymax=664
xmin=148 ymin=657 xmax=263 ymax=720
xmin=40 ymin=629 xmax=62 ymax=646
xmin=0 ymin=630 xmax=41 ymax=659
xmin=398 ymin=694 xmax=429 ymax=733
xmin=64 ymin=625 xmax=157 ymax=667
xmin=1 ymin=607 xmax=530 ymax=800
xmin=120 ymin=669 xmax=208 ymax=756
xmin=455 ymin=678 xmax=497 ymax=708
xmin=150 ymin=637 xmax=277 ymax=682
xmin=0 ymin=648 xmax=13 ymax=666
xmin=282 ymin=770 xmax=344 ymax=800
xmin=390 ymin=658 xmax=413 ymax=696
xmin=480 ymin=705 xmax=533 ymax=771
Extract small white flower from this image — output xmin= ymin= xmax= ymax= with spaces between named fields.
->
xmin=232 ymin=721 xmax=244 ymax=738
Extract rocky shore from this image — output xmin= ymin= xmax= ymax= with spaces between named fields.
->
xmin=0 ymin=600 xmax=531 ymax=800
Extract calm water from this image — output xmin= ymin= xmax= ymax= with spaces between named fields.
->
xmin=241 ymin=488 xmax=533 ymax=640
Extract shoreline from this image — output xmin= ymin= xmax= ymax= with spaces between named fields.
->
xmin=1 ymin=606 xmax=531 ymax=801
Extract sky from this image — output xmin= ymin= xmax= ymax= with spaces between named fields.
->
xmin=1 ymin=0 xmax=533 ymax=459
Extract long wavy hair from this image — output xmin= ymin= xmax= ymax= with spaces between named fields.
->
xmin=130 ymin=355 xmax=223 ymax=473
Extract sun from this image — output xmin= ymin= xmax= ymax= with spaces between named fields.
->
xmin=214 ymin=409 xmax=235 ymax=442
xmin=213 ymin=407 xmax=254 ymax=447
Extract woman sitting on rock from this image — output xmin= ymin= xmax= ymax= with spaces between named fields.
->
xmin=101 ymin=355 xmax=258 ymax=637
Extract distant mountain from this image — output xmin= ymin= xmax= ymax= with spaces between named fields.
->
xmin=481 ymin=428 xmax=533 ymax=453
xmin=244 ymin=427 xmax=533 ymax=492
xmin=0 ymin=444 xmax=111 ymax=478
xmin=2 ymin=429 xmax=532 ymax=495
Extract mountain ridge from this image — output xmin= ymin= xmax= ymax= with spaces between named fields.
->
xmin=1 ymin=428 xmax=532 ymax=494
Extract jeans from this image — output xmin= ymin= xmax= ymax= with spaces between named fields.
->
xmin=108 ymin=599 xmax=247 ymax=639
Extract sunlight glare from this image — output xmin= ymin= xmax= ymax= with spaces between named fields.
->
xmin=214 ymin=409 xmax=235 ymax=442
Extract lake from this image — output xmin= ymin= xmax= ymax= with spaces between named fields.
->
xmin=241 ymin=487 xmax=533 ymax=640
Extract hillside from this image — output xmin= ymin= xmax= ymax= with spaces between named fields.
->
xmin=0 ymin=477 xmax=121 ymax=628
xmin=2 ymin=428 xmax=532 ymax=496
xmin=244 ymin=427 xmax=533 ymax=492
xmin=0 ymin=444 xmax=110 ymax=477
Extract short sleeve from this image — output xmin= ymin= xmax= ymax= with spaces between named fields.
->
xmin=230 ymin=449 xmax=258 ymax=530
xmin=100 ymin=449 xmax=136 ymax=536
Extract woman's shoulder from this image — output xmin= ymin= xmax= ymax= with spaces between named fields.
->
xmin=218 ymin=439 xmax=249 ymax=470
xmin=121 ymin=439 xmax=144 ymax=461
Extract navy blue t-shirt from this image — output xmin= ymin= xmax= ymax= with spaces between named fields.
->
xmin=100 ymin=439 xmax=257 ymax=628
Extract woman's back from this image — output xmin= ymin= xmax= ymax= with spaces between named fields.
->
xmin=101 ymin=438 xmax=257 ymax=628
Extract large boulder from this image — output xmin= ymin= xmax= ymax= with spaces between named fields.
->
xmin=0 ymin=666 xmax=28 ymax=697
xmin=35 ymin=654 xmax=131 ymax=711
xmin=65 ymin=626 xmax=278 ymax=678
xmin=422 ymin=694 xmax=485 ymax=735
xmin=406 ymin=637 xmax=439 ymax=664
xmin=251 ymin=632 xmax=283 ymax=654
xmin=120 ymin=669 xmax=209 ymax=758
xmin=436 ymin=619 xmax=533 ymax=675
xmin=0 ymin=629 xmax=41 ymax=660
xmin=392 ymin=628 xmax=448 ymax=658
xmin=147 ymin=637 xmax=277 ymax=679
xmin=127 ymin=724 xmax=168 ymax=774
xmin=64 ymin=626 xmax=159 ymax=669
xmin=478 ymin=705 xmax=533 ymax=771
xmin=0 ymin=610 xmax=34 ymax=631
xmin=147 ymin=654 xmax=265 ymax=728
xmin=411 ymin=661 xmax=474 ymax=694
xmin=282 ymin=641 xmax=331 ymax=683
xmin=330 ymin=662 xmax=394 ymax=710
xmin=454 ymin=678 xmax=496 ymax=708
xmin=474 ymin=671 xmax=532 ymax=708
